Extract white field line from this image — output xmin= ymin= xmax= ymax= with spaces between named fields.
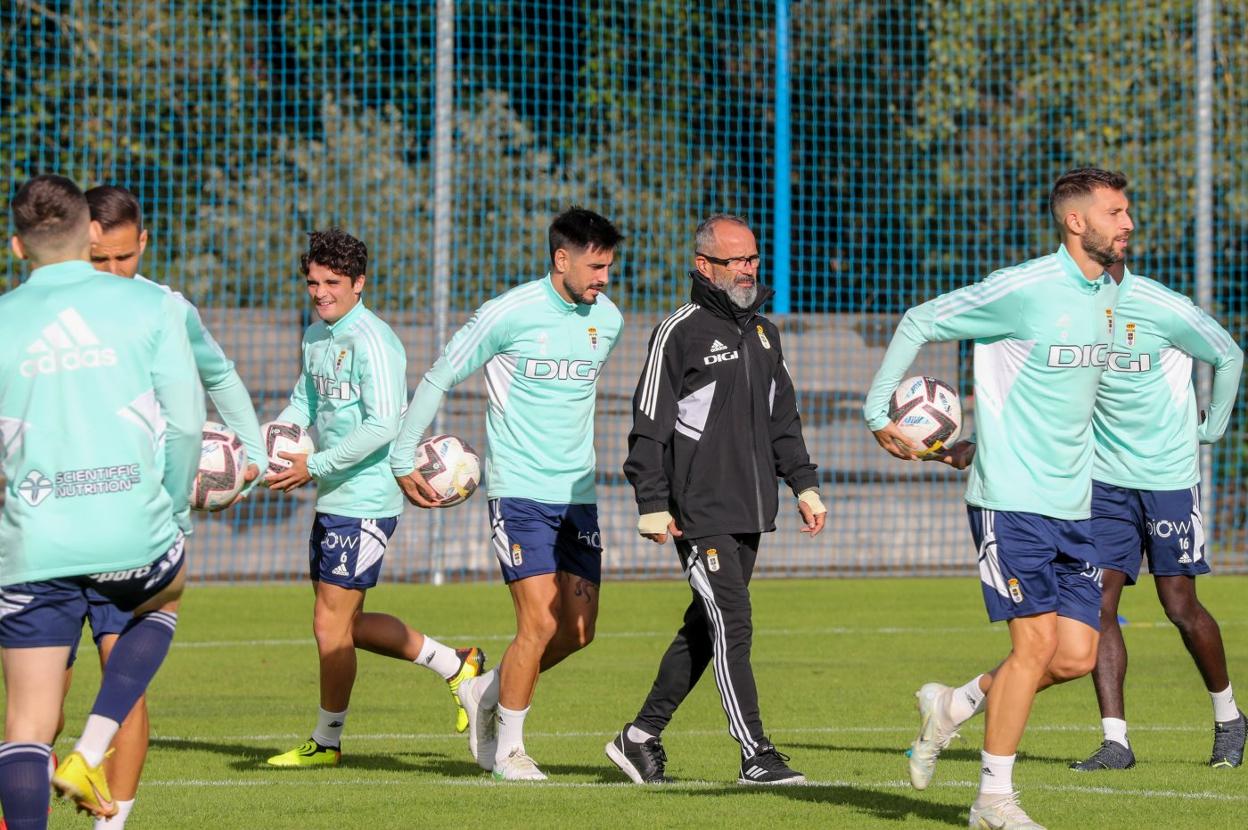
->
xmin=169 ymin=619 xmax=1246 ymax=649
xmin=145 ymin=723 xmax=1217 ymax=744
xmin=133 ymin=776 xmax=1248 ymax=802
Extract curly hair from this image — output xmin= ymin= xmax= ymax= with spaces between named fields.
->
xmin=300 ymin=227 xmax=367 ymax=279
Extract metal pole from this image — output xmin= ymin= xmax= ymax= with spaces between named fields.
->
xmin=429 ymin=0 xmax=454 ymax=585
xmin=773 ymin=0 xmax=792 ymax=314
xmin=1196 ymin=0 xmax=1214 ymax=515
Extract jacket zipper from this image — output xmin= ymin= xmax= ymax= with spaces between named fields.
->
xmin=737 ymin=320 xmax=765 ymax=530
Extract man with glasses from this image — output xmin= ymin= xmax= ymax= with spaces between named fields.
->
xmin=606 ymin=213 xmax=827 ymax=785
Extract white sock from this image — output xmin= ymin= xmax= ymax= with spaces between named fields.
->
xmin=1102 ymin=717 xmax=1129 ymax=748
xmin=311 ymin=707 xmax=348 ymax=748
xmin=1212 ymin=684 xmax=1238 ymax=722
xmin=627 ymin=725 xmax=654 ymax=743
xmin=977 ymin=750 xmax=1015 ymax=797
xmin=414 ymin=635 xmax=463 ymax=680
xmin=477 ymin=668 xmax=501 ymax=709
xmin=75 ymin=714 xmax=121 ymax=767
xmin=95 ymin=798 xmax=135 ymax=829
xmin=949 ymin=675 xmax=987 ymax=724
xmin=495 ymin=704 xmax=529 ymax=763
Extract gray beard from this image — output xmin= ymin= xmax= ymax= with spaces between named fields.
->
xmin=726 ymin=282 xmax=757 ymax=309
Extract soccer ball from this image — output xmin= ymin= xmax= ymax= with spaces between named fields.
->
xmin=413 ymin=434 xmax=481 ymax=507
xmin=261 ymin=420 xmax=316 ymax=475
xmin=191 ymin=421 xmax=249 ymax=511
xmin=888 ymin=376 xmax=962 ymax=456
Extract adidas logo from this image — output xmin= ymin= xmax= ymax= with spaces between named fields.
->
xmin=331 ymin=563 xmax=350 ymax=577
xmin=1178 ymin=552 xmax=1192 ymax=564
xmin=743 ymin=765 xmax=767 ymax=779
xmin=20 ymin=308 xmax=116 ymax=377
xmin=710 ymin=339 xmax=728 ymax=353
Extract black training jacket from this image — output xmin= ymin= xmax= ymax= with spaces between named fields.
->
xmin=623 ymin=272 xmax=820 ymax=539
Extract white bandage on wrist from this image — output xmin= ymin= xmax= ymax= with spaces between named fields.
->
xmin=638 ymin=511 xmax=673 ymax=536
xmin=798 ymin=489 xmax=826 ymax=514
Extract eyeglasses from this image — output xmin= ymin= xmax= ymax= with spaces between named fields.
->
xmin=696 ymin=252 xmax=761 ymax=269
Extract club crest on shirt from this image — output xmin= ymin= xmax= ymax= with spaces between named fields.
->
xmin=1105 ymin=308 xmax=1114 ymax=334
xmin=588 ymin=326 xmax=598 ymax=350
xmin=1125 ymin=322 xmax=1136 ymax=348
xmin=756 ymin=325 xmax=770 ymax=350
xmin=334 ymin=349 xmax=349 ymax=373
xmin=706 ymin=548 xmax=720 ymax=572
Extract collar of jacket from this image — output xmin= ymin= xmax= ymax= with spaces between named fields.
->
xmin=688 ymin=271 xmax=773 ymax=324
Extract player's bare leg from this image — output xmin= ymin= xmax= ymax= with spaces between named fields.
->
xmin=478 ymin=573 xmax=565 ymax=780
xmin=540 ymin=571 xmax=598 ymax=671
xmin=1155 ymin=574 xmax=1244 ymax=767
xmin=1088 ymin=569 xmax=1129 ymax=718
xmin=1155 ymin=575 xmax=1229 ymax=693
xmin=985 ymin=614 xmax=1058 ymax=754
xmin=312 ymin=581 xmax=367 ymax=713
xmin=352 ymin=610 xmax=426 ymax=661
xmin=1 ymin=647 xmax=69 ymax=827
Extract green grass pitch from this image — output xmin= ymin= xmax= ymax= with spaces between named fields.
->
xmin=15 ymin=575 xmax=1248 ymax=829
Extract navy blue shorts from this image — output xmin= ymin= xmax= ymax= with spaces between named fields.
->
xmin=308 ymin=513 xmax=399 ymax=590
xmin=968 ymin=508 xmax=1103 ymax=630
xmin=66 ymin=588 xmax=133 ymax=668
xmin=0 ymin=535 xmax=186 ymax=649
xmin=1092 ymin=481 xmax=1209 ymax=585
xmin=488 ymin=498 xmax=602 ymax=585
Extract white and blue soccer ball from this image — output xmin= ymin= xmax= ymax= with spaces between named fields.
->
xmin=260 ymin=420 xmax=316 ymax=476
xmin=192 ymin=421 xmax=249 ymax=511
xmin=414 ymin=434 xmax=481 ymax=507
xmin=888 ymin=376 xmax=962 ymax=456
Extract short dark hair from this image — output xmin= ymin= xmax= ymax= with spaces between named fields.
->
xmin=1049 ymin=168 xmax=1129 ymax=225
xmin=10 ymin=174 xmax=90 ymax=252
xmin=85 ymin=185 xmax=143 ymax=232
xmin=548 ymin=207 xmax=623 ymax=262
xmin=300 ymin=228 xmax=367 ymax=279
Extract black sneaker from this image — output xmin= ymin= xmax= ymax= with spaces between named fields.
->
xmin=1069 ymin=740 xmax=1136 ymax=771
xmin=605 ymin=725 xmax=669 ymax=784
xmin=738 ymin=741 xmax=805 ymax=785
xmin=1210 ymin=709 xmax=1246 ymax=768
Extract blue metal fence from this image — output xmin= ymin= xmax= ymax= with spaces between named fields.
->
xmin=2 ymin=1 xmax=1245 ymax=580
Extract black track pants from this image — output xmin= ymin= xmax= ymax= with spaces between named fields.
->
xmin=632 ymin=533 xmax=765 ymax=758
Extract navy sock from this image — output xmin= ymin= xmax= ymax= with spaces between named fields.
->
xmin=0 ymin=742 xmax=52 ymax=830
xmin=90 ymin=610 xmax=178 ymax=723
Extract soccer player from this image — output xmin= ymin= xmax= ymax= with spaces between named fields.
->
xmin=0 ymin=175 xmax=204 ymax=825
xmin=1068 ymin=265 xmax=1244 ymax=770
xmin=863 ymin=168 xmax=1129 ymax=829
xmin=264 ymin=229 xmax=483 ymax=768
xmin=607 ymin=214 xmax=826 ymax=786
xmin=37 ymin=184 xmax=268 ymax=829
xmin=390 ymin=208 xmax=624 ymax=780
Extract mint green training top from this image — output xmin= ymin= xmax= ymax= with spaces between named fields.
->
xmin=1093 ymin=270 xmax=1244 ymax=490
xmin=278 ymin=301 xmax=406 ymax=518
xmin=0 ymin=260 xmax=205 ymax=584
xmin=136 ymin=275 xmax=265 ymax=472
xmin=863 ymin=246 xmax=1118 ymax=521
xmin=390 ymin=275 xmax=623 ymax=505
